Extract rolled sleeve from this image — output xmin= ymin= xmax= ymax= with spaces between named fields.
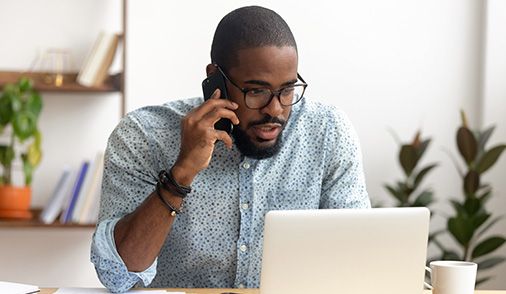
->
xmin=91 ymin=217 xmax=157 ymax=293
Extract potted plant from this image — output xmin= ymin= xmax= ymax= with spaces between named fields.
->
xmin=433 ymin=111 xmax=506 ymax=285
xmin=382 ymin=130 xmax=438 ymax=208
xmin=0 ymin=77 xmax=43 ymax=219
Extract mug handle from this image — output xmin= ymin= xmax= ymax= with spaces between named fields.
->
xmin=424 ymin=266 xmax=433 ymax=290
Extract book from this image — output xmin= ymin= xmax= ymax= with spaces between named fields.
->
xmin=72 ymin=154 xmax=98 ymax=223
xmin=81 ymin=156 xmax=104 ymax=224
xmin=39 ymin=167 xmax=73 ymax=224
xmin=77 ymin=32 xmax=119 ymax=87
xmin=74 ymin=152 xmax=104 ymax=223
xmin=0 ymin=281 xmax=39 ymax=294
xmin=60 ymin=161 xmax=89 ymax=223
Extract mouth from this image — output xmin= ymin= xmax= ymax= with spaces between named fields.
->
xmin=251 ymin=123 xmax=282 ymax=141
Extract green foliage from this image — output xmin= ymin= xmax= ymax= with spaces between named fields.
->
xmin=434 ymin=111 xmax=506 ymax=285
xmin=0 ymin=77 xmax=43 ymax=186
xmin=382 ymin=131 xmax=438 ymax=208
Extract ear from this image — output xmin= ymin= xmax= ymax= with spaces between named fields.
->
xmin=206 ymin=64 xmax=218 ymax=77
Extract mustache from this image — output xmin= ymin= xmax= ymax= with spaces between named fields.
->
xmin=247 ymin=116 xmax=286 ymax=129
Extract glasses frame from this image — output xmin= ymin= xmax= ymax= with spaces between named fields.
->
xmin=215 ymin=65 xmax=308 ymax=110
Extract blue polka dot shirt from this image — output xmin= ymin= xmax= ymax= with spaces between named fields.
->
xmin=90 ymin=97 xmax=370 ymax=293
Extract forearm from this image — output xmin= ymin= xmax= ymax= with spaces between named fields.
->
xmin=114 ymin=189 xmax=183 ymax=272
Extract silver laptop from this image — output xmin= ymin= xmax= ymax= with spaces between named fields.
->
xmin=260 ymin=207 xmax=430 ymax=294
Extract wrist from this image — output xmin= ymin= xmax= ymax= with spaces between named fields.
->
xmin=171 ymin=162 xmax=196 ymax=186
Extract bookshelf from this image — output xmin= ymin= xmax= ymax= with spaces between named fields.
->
xmin=0 ymin=209 xmax=95 ymax=228
xmin=0 ymin=0 xmax=128 ymax=227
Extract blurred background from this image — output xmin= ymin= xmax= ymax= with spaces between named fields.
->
xmin=0 ymin=0 xmax=504 ymax=289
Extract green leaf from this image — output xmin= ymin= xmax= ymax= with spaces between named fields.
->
xmin=471 ymin=212 xmax=490 ymax=230
xmin=413 ymin=163 xmax=438 ymax=188
xmin=450 ymin=200 xmax=467 ymax=216
xmin=417 ymin=138 xmax=431 ymax=158
xmin=476 ymin=145 xmax=506 ymax=174
xmin=448 ymin=216 xmax=474 ymax=247
xmin=27 ymin=141 xmax=42 ymax=167
xmin=471 ymin=236 xmax=506 ymax=259
xmin=477 ymin=257 xmax=506 ymax=270
xmin=442 ymin=250 xmax=462 ymax=260
xmin=412 ymin=191 xmax=433 ymax=207
xmin=463 ymin=197 xmax=482 ymax=215
xmin=475 ymin=216 xmax=504 ymax=240
xmin=24 ymin=91 xmax=43 ymax=117
xmin=18 ymin=77 xmax=33 ymax=92
xmin=0 ymin=145 xmax=15 ymax=166
xmin=12 ymin=110 xmax=37 ymax=141
xmin=21 ymin=153 xmax=34 ymax=186
xmin=384 ymin=184 xmax=403 ymax=202
xmin=478 ymin=189 xmax=492 ymax=203
xmin=457 ymin=127 xmax=478 ymax=164
xmin=464 ymin=170 xmax=480 ymax=195
xmin=477 ymin=126 xmax=495 ymax=153
xmin=400 ymin=144 xmax=418 ymax=176
xmin=0 ymin=93 xmax=14 ymax=125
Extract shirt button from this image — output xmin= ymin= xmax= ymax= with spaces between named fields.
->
xmin=241 ymin=203 xmax=249 ymax=210
xmin=242 ymin=162 xmax=250 ymax=169
xmin=240 ymin=244 xmax=248 ymax=252
xmin=238 ymin=284 xmax=245 ymax=288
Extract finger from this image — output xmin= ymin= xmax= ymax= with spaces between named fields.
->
xmin=215 ymin=130 xmax=234 ymax=149
xmin=202 ymin=107 xmax=240 ymax=126
xmin=192 ymin=98 xmax=238 ymax=120
xmin=211 ymin=88 xmax=221 ymax=99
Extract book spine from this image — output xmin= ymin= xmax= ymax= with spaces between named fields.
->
xmin=39 ymin=168 xmax=71 ymax=224
xmin=62 ymin=161 xmax=89 ymax=223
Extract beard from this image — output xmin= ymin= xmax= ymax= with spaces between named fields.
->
xmin=231 ymin=115 xmax=287 ymax=160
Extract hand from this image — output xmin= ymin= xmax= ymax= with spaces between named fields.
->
xmin=172 ymin=89 xmax=239 ymax=186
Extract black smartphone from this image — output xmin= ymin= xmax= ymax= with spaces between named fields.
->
xmin=202 ymin=71 xmax=233 ymax=133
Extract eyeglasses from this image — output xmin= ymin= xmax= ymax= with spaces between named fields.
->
xmin=216 ymin=65 xmax=308 ymax=110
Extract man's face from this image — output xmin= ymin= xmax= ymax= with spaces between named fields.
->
xmin=224 ymin=46 xmax=298 ymax=159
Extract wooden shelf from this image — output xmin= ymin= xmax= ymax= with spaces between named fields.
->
xmin=0 ymin=209 xmax=96 ymax=228
xmin=0 ymin=71 xmax=121 ymax=93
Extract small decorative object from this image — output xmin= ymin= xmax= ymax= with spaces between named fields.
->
xmin=30 ymin=48 xmax=72 ymax=87
xmin=0 ymin=77 xmax=43 ymax=219
xmin=433 ymin=111 xmax=506 ymax=285
xmin=382 ymin=130 xmax=438 ymax=207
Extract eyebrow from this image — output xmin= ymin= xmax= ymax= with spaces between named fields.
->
xmin=243 ymin=78 xmax=298 ymax=88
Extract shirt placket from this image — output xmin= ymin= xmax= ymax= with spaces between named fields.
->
xmin=234 ymin=157 xmax=255 ymax=288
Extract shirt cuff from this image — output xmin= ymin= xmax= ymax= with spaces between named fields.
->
xmin=91 ymin=217 xmax=157 ymax=292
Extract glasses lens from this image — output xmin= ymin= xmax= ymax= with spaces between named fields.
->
xmin=279 ymin=85 xmax=304 ymax=106
xmin=245 ymin=88 xmax=271 ymax=109
xmin=245 ymin=85 xmax=305 ymax=109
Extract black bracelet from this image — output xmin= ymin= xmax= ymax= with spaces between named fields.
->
xmin=155 ymin=182 xmax=181 ymax=216
xmin=158 ymin=169 xmax=191 ymax=198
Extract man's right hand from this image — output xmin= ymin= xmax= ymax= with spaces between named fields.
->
xmin=172 ymin=89 xmax=239 ymax=186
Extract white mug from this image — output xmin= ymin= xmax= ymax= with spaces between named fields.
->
xmin=424 ymin=260 xmax=477 ymax=294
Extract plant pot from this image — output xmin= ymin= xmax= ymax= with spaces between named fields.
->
xmin=0 ymin=185 xmax=33 ymax=219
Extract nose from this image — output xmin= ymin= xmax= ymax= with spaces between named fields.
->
xmin=260 ymin=94 xmax=285 ymax=118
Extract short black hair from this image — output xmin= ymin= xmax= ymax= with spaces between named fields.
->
xmin=211 ymin=6 xmax=297 ymax=70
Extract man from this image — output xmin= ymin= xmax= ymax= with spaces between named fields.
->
xmin=91 ymin=6 xmax=370 ymax=293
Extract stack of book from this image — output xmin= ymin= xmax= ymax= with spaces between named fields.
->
xmin=40 ymin=152 xmax=104 ymax=225
xmin=77 ymin=31 xmax=120 ymax=87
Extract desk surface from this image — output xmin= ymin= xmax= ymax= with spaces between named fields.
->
xmin=40 ymin=289 xmax=505 ymax=294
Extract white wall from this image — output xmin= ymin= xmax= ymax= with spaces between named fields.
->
xmin=0 ymin=0 xmax=505 ymax=289
xmin=482 ymin=0 xmax=506 ymax=286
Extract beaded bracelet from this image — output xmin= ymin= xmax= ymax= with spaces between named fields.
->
xmin=155 ymin=182 xmax=181 ymax=216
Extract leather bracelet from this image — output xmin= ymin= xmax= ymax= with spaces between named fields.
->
xmin=155 ymin=182 xmax=181 ymax=216
xmin=158 ymin=169 xmax=191 ymax=198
